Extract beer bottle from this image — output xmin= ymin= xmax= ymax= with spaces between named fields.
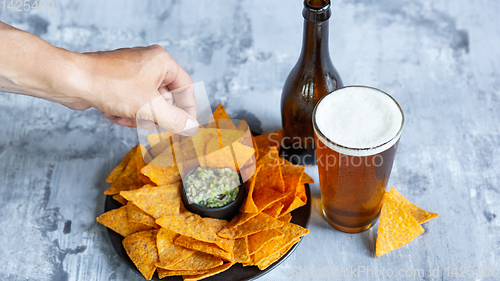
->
xmin=280 ymin=0 xmax=343 ymax=164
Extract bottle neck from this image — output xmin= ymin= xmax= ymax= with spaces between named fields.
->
xmin=299 ymin=19 xmax=330 ymax=62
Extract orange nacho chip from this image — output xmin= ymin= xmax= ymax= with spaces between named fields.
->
xmin=248 ymin=228 xmax=284 ymax=255
xmin=120 ymin=183 xmax=182 ymax=219
xmin=254 ymin=130 xmax=282 ymax=152
xmin=218 ymin=213 xmax=285 ymax=239
xmin=157 ymin=268 xmax=207 ymax=279
xmin=140 ymin=165 xmax=181 ymax=186
xmin=147 ymin=132 xmax=174 ymax=148
xmin=96 ymin=206 xmax=151 ymax=237
xmin=183 ymin=262 xmax=234 ymax=281
xmin=112 ymin=194 xmax=128 ymax=205
xmin=126 ymin=202 xmax=159 ymax=228
xmin=278 ymin=164 xmax=305 ymax=215
xmin=204 ymin=217 xmax=229 ymax=232
xmin=255 ymin=147 xmax=285 ymax=192
xmin=256 ymin=237 xmax=299 ymax=270
xmin=280 ymin=197 xmax=306 ymax=216
xmin=104 ymin=146 xmax=143 ymax=195
xmin=155 ymin=228 xmax=195 ymax=268
xmin=233 ymin=237 xmax=251 ymax=263
xmin=390 ymin=187 xmax=438 ymax=224
xmin=239 ymin=165 xmax=261 ymax=213
xmin=263 ymin=202 xmax=284 ymax=218
xmin=252 ymin=187 xmax=290 ymax=212
xmin=296 ymin=183 xmax=307 ymax=203
xmin=175 ymin=235 xmax=233 ymax=261
xmin=375 ymin=192 xmax=425 ymax=257
xmin=300 ymin=172 xmax=314 ymax=184
xmin=106 ymin=145 xmax=138 ymax=183
xmin=278 ymin=213 xmax=293 ymax=223
xmin=156 ymin=213 xmax=233 ymax=252
xmin=205 ymin=142 xmax=236 ymax=170
xmin=191 ymin=128 xmax=219 ymax=167
xmin=252 ymin=221 xmax=309 ymax=265
xmin=158 ymin=251 xmax=223 ymax=271
xmin=236 ymin=212 xmax=260 ymax=226
xmin=122 ymin=230 xmax=159 ymax=280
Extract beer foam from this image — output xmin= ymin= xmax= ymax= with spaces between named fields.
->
xmin=314 ymin=86 xmax=403 ymax=156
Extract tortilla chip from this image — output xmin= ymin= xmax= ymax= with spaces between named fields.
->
xmin=126 ymin=202 xmax=159 ymax=228
xmin=104 ymin=147 xmax=142 ymax=195
xmin=263 ymin=202 xmax=284 ymax=218
xmin=156 ymin=213 xmax=233 ymax=252
xmin=120 ymin=183 xmax=182 ymax=219
xmin=122 ymin=230 xmax=159 ymax=280
xmin=112 ymin=194 xmax=128 ymax=205
xmin=278 ymin=213 xmax=292 ymax=222
xmin=147 ymin=132 xmax=174 ymax=148
xmin=205 ymin=141 xmax=236 ymax=170
xmin=140 ymin=165 xmax=180 ymax=186
xmin=157 ymin=268 xmax=207 ymax=279
xmin=232 ymin=140 xmax=256 ymax=172
xmin=190 ymin=128 xmax=219 ymax=167
xmin=255 ymin=147 xmax=284 ymax=192
xmin=158 ymin=251 xmax=223 ymax=271
xmin=233 ymin=237 xmax=251 ymax=263
xmin=390 ymin=187 xmax=438 ymax=224
xmin=155 ymin=228 xmax=195 ymax=267
xmin=212 ymin=105 xmax=236 ymax=130
xmin=256 ymin=237 xmax=299 ymax=270
xmin=296 ymin=183 xmax=307 ymax=203
xmin=239 ymin=165 xmax=261 ymax=213
xmin=219 ymin=129 xmax=245 ymax=147
xmin=375 ymin=193 xmax=425 ymax=257
xmin=96 ymin=206 xmax=151 ymax=237
xmin=252 ymin=221 xmax=309 ymax=265
xmin=300 ymin=172 xmax=314 ymax=184
xmin=280 ymin=197 xmax=306 ymax=215
xmin=218 ymin=213 xmax=284 ymax=239
xmin=248 ymin=228 xmax=284 ymax=255
xmin=235 ymin=212 xmax=260 ymax=226
xmin=183 ymin=262 xmax=234 ymax=281
xmin=254 ymin=130 xmax=282 ymax=151
xmin=147 ymin=145 xmax=176 ymax=167
xmin=212 ymin=104 xmax=231 ymax=120
xmin=175 ymin=235 xmax=233 ymax=261
xmin=204 ymin=218 xmax=229 ymax=232
xmin=253 ymin=187 xmax=290 ymax=212
xmin=148 ymin=139 xmax=173 ymax=160
xmin=278 ymin=164 xmax=305 ymax=215
xmin=106 ymin=145 xmax=138 ymax=183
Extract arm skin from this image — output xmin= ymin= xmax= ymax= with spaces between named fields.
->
xmin=0 ymin=21 xmax=198 ymax=134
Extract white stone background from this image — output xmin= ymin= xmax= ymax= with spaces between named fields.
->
xmin=0 ymin=0 xmax=499 ymax=280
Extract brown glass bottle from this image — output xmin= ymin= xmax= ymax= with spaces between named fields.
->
xmin=280 ymin=0 xmax=343 ymax=164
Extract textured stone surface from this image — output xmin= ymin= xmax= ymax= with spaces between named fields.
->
xmin=1 ymin=0 xmax=499 ymax=280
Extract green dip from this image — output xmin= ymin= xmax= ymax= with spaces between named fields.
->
xmin=185 ymin=167 xmax=240 ymax=208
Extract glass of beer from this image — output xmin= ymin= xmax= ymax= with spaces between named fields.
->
xmin=312 ymin=86 xmax=404 ymax=233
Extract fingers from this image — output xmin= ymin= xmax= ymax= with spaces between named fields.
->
xmin=158 ymin=51 xmax=197 ymax=120
xmin=137 ymin=94 xmax=199 ymax=136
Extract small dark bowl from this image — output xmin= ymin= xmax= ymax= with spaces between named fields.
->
xmin=181 ymin=167 xmax=246 ymax=221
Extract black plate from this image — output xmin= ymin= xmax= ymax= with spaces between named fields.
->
xmin=105 ymin=184 xmax=311 ymax=281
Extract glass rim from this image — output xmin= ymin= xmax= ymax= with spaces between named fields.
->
xmin=312 ymin=85 xmax=405 ymax=156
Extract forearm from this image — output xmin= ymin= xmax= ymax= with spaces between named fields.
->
xmin=0 ymin=21 xmax=89 ymax=105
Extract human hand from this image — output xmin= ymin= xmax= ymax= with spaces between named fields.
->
xmin=0 ymin=22 xmax=198 ymax=134
xmin=78 ymin=45 xmax=199 ymax=134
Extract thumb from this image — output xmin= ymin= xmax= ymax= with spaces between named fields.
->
xmin=137 ymin=94 xmax=199 ymax=136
